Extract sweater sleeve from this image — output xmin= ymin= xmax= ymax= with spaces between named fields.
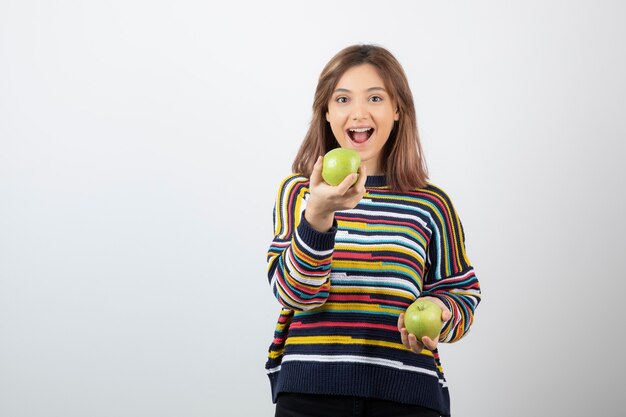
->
xmin=421 ymin=187 xmax=481 ymax=343
xmin=267 ymin=175 xmax=336 ymax=311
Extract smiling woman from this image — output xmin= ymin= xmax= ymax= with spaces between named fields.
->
xmin=325 ymin=64 xmax=399 ymax=175
xmin=265 ymin=44 xmax=481 ymax=417
xmin=292 ymin=45 xmax=428 ymax=192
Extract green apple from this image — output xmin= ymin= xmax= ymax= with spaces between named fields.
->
xmin=404 ymin=299 xmax=443 ymax=341
xmin=322 ymin=148 xmax=361 ymax=186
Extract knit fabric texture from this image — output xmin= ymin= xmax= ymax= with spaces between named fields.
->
xmin=265 ymin=174 xmax=481 ymax=416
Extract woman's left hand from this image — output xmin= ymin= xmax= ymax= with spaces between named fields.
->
xmin=397 ymin=296 xmax=452 ymax=353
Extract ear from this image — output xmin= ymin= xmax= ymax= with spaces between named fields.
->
xmin=394 ymin=107 xmax=400 ymax=121
xmin=326 ymin=111 xmax=330 ymax=122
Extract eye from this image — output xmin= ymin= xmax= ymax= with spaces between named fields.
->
xmin=335 ymin=96 xmax=349 ymax=103
xmin=369 ymin=95 xmax=383 ymax=103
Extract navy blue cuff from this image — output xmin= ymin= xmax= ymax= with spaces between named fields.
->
xmin=296 ymin=210 xmax=337 ymax=252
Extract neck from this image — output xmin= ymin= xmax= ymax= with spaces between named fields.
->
xmin=364 ymin=158 xmax=383 ymax=175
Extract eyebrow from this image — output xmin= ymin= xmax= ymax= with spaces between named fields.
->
xmin=333 ymin=87 xmax=387 ymax=93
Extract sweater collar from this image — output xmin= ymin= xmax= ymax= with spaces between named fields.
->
xmin=365 ymin=175 xmax=387 ymax=187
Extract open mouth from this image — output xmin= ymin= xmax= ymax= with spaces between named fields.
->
xmin=347 ymin=127 xmax=374 ymax=144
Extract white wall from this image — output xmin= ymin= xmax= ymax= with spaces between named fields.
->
xmin=1 ymin=1 xmax=625 ymax=416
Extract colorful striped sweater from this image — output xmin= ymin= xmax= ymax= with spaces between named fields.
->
xmin=265 ymin=174 xmax=481 ymax=416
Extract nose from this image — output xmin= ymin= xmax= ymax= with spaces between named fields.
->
xmin=351 ymin=102 xmax=368 ymax=121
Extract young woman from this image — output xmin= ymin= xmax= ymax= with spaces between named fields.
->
xmin=265 ymin=44 xmax=481 ymax=417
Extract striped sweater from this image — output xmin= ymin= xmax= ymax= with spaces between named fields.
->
xmin=265 ymin=174 xmax=481 ymax=416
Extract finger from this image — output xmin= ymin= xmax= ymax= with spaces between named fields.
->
xmin=310 ymin=156 xmax=324 ymax=186
xmin=398 ymin=314 xmax=412 ymax=349
xmin=399 ymin=327 xmax=410 ymax=348
xmin=341 ymin=165 xmax=367 ymax=203
xmin=336 ymin=172 xmax=359 ymax=194
xmin=408 ymin=333 xmax=423 ymax=352
xmin=442 ymin=308 xmax=452 ymax=322
xmin=349 ymin=164 xmax=368 ymax=198
xmin=355 ymin=163 xmax=367 ymax=188
xmin=435 ymin=301 xmax=452 ymax=322
xmin=421 ymin=336 xmax=438 ymax=351
xmin=408 ymin=333 xmax=424 ymax=353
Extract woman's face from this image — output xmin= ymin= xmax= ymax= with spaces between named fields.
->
xmin=326 ymin=64 xmax=399 ymax=175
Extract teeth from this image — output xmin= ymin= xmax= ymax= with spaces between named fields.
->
xmin=349 ymin=128 xmax=371 ymax=133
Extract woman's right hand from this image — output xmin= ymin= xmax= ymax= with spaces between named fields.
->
xmin=305 ymin=155 xmax=367 ymax=232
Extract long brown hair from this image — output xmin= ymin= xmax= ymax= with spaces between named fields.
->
xmin=292 ymin=44 xmax=428 ymax=191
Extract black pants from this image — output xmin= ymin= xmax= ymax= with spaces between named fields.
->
xmin=275 ymin=393 xmax=441 ymax=417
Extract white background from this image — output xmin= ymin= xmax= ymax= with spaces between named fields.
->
xmin=1 ymin=1 xmax=625 ymax=416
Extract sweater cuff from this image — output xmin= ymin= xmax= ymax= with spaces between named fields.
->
xmin=297 ymin=210 xmax=337 ymax=252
